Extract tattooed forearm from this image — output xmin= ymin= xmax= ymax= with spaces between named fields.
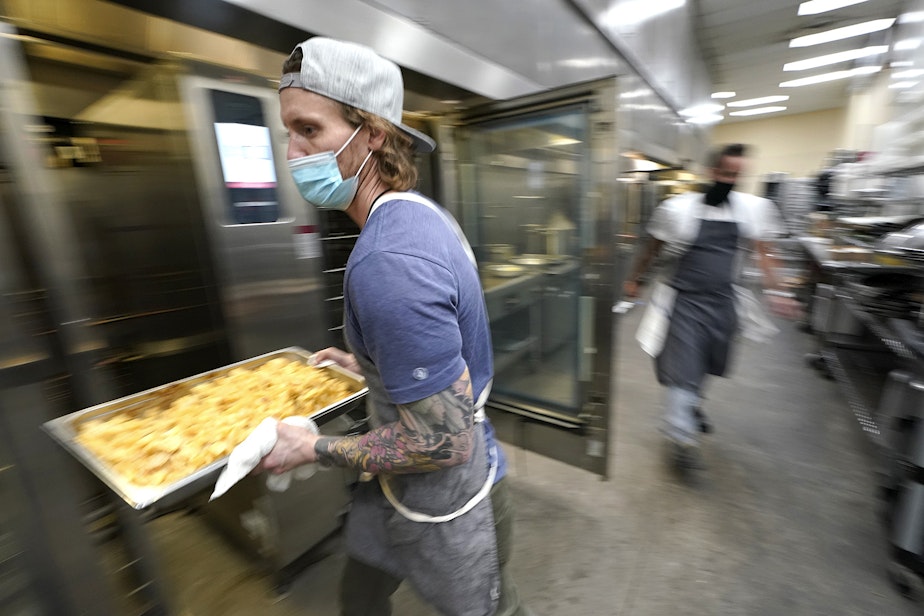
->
xmin=314 ymin=368 xmax=476 ymax=474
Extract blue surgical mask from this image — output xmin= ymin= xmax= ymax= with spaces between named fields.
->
xmin=288 ymin=126 xmax=373 ymax=210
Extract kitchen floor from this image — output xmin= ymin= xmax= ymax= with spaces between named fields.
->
xmin=135 ymin=299 xmax=921 ymax=615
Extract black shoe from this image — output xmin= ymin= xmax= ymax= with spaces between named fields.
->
xmin=669 ymin=440 xmax=706 ymax=470
xmin=693 ymin=407 xmax=712 ymax=434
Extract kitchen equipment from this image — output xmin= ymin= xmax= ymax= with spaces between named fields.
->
xmin=845 ymin=272 xmax=924 ymax=319
xmin=485 ymin=263 xmax=527 ymax=278
xmin=484 ymin=244 xmax=515 ymax=262
xmin=510 ymin=254 xmax=568 ymax=267
xmin=840 ymin=215 xmax=924 ymax=243
xmin=521 ymin=224 xmax=544 ymax=254
xmin=876 ymin=220 xmax=924 ymax=266
xmin=542 ymin=211 xmax=576 ymax=255
xmin=543 ymin=226 xmax=572 ymax=255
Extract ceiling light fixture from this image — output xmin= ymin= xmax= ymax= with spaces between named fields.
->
xmin=679 ymin=103 xmax=725 ymax=116
xmin=711 ymin=91 xmax=736 ymax=99
xmin=895 ymin=39 xmax=922 ymax=51
xmin=685 ymin=114 xmax=724 ymax=125
xmin=789 ymin=19 xmax=896 ymax=47
xmin=728 ymin=106 xmax=788 ymax=117
xmin=780 ymin=65 xmax=881 ymax=87
xmin=726 ymin=95 xmax=790 ymax=107
xmin=893 ymin=69 xmax=924 ymax=79
xmin=899 ymin=12 xmax=924 ymax=24
xmin=889 ymin=81 xmax=918 ymax=89
xmin=798 ymin=0 xmax=870 ymax=16
xmin=783 ymin=45 xmax=888 ymax=71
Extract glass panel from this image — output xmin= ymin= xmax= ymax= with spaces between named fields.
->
xmin=461 ymin=105 xmax=587 ymax=414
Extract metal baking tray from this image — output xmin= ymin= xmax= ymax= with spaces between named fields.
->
xmin=43 ymin=347 xmax=366 ymax=511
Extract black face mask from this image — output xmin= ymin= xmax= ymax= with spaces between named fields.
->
xmin=704 ymin=181 xmax=734 ymax=206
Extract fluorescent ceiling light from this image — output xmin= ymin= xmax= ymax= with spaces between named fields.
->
xmin=895 ymin=39 xmax=922 ymax=51
xmin=679 ymin=103 xmax=724 ymax=116
xmin=798 ymin=0 xmax=869 ymax=16
xmin=780 ymin=65 xmax=881 ymax=87
xmin=686 ymin=114 xmax=724 ymax=125
xmin=789 ymin=19 xmax=895 ymax=47
xmin=558 ymin=57 xmax=614 ymax=69
xmin=726 ymin=95 xmax=790 ymax=107
xmin=899 ymin=12 xmax=924 ymax=24
xmin=891 ymin=61 xmax=914 ymax=67
xmin=711 ymin=91 xmax=736 ymax=99
xmin=889 ymin=81 xmax=918 ymax=89
xmin=783 ymin=46 xmax=888 ymax=71
xmin=728 ymin=106 xmax=788 ymax=117
xmin=893 ymin=69 xmax=924 ymax=79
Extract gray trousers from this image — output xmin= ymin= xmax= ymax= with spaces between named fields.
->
xmin=340 ymin=477 xmax=528 ymax=616
xmin=662 ymin=385 xmax=701 ymax=446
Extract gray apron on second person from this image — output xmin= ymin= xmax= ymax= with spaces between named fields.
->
xmin=655 ymin=212 xmax=740 ymax=394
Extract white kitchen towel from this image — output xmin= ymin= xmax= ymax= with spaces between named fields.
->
xmin=636 ymin=281 xmax=678 ymax=357
xmin=209 ymin=415 xmax=319 ymax=501
xmin=733 ymin=285 xmax=780 ymax=343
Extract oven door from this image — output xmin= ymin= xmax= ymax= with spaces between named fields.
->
xmin=450 ymin=80 xmax=623 ymax=477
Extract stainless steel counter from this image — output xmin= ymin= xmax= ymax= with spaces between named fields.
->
xmin=798 ymin=235 xmax=919 ymax=275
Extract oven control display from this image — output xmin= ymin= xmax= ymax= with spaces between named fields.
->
xmin=214 ymin=122 xmax=277 ymax=188
xmin=209 ymin=89 xmax=280 ymax=224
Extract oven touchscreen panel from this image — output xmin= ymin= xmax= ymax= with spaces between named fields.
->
xmin=210 ymin=89 xmax=280 ymax=224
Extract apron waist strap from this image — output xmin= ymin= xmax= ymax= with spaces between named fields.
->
xmin=473 ymin=377 xmax=491 ymax=424
xmin=379 ymin=445 xmax=497 ymax=524
xmin=380 ymin=378 xmax=494 ymax=523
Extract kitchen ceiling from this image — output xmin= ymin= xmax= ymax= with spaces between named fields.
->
xmin=213 ymin=0 xmax=914 ymax=123
xmin=694 ymin=0 xmax=908 ymax=122
xmin=102 ymin=0 xmax=914 ymax=124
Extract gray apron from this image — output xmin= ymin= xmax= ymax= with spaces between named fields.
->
xmin=655 ymin=211 xmax=739 ymax=394
xmin=343 ymin=193 xmax=500 ymax=616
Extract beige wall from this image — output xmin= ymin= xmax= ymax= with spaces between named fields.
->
xmin=710 ymin=108 xmax=847 ymax=195
xmin=842 ymin=72 xmax=893 ymax=151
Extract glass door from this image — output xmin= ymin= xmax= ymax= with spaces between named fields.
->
xmin=461 ymin=105 xmax=586 ymax=413
xmin=451 ymin=81 xmax=620 ymax=477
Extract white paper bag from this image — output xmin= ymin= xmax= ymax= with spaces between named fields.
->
xmin=635 ymin=282 xmax=677 ymax=357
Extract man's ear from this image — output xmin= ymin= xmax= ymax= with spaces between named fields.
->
xmin=367 ymin=126 xmax=386 ymax=150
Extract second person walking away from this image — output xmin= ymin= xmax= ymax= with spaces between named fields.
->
xmin=624 ymin=143 xmax=801 ymax=469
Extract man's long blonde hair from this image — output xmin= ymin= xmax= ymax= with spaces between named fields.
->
xmin=282 ymin=48 xmax=419 ymax=191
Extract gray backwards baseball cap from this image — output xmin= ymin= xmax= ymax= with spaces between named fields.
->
xmin=279 ymin=37 xmax=436 ymax=154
